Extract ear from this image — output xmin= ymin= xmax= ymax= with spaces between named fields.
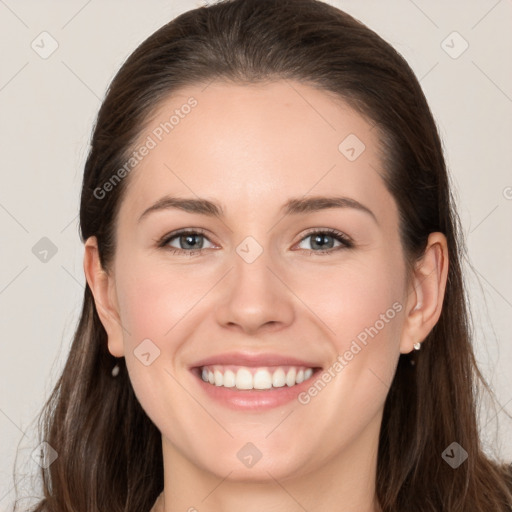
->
xmin=83 ymin=236 xmax=125 ymax=357
xmin=399 ymin=232 xmax=449 ymax=354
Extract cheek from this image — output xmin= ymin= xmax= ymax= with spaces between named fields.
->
xmin=294 ymin=257 xmax=404 ymax=438
xmin=305 ymin=253 xmax=406 ymax=403
xmin=114 ymin=257 xmax=210 ymax=347
xmin=299 ymin=255 xmax=404 ymax=345
xmin=112 ymin=259 xmax=201 ymax=434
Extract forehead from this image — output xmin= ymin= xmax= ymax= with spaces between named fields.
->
xmin=119 ymin=80 xmax=395 ymax=226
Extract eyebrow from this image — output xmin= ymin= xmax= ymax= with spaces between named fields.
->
xmin=137 ymin=195 xmax=378 ymax=224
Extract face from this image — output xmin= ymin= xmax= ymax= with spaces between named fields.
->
xmin=98 ymin=80 xmax=414 ymax=482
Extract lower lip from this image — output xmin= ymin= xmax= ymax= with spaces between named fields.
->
xmin=191 ymin=368 xmax=321 ymax=411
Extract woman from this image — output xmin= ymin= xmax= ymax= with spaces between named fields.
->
xmin=24 ymin=0 xmax=512 ymax=510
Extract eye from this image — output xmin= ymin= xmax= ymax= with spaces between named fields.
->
xmin=157 ymin=227 xmax=353 ymax=256
xmin=295 ymin=228 xmax=353 ymax=254
xmin=158 ymin=229 xmax=215 ymax=256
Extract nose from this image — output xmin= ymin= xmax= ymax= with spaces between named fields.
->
xmin=214 ymin=243 xmax=295 ymax=335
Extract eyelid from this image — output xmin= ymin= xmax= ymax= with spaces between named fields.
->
xmin=297 ymin=227 xmax=354 ymax=247
xmin=156 ymin=227 xmax=217 ymax=249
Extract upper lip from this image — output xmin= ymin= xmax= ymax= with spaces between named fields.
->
xmin=191 ymin=352 xmax=323 ymax=369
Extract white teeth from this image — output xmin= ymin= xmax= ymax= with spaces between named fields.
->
xmin=236 ymin=368 xmax=253 ymax=390
xmin=253 ymin=369 xmax=272 ymax=389
xmin=200 ymin=365 xmax=315 ymax=390
xmin=286 ymin=368 xmax=296 ymax=387
xmin=223 ymin=369 xmax=236 ymax=387
xmin=272 ymin=368 xmax=286 ymax=388
xmin=214 ymin=370 xmax=223 ymax=387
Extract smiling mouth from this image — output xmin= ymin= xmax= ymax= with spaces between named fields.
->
xmin=194 ymin=365 xmax=321 ymax=390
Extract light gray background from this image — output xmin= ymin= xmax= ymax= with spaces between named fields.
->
xmin=1 ymin=0 xmax=511 ymax=508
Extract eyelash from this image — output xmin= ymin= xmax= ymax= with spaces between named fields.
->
xmin=156 ymin=228 xmax=354 ymax=256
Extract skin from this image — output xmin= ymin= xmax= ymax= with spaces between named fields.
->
xmin=84 ymin=80 xmax=448 ymax=512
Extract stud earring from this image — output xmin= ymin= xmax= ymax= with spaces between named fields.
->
xmin=413 ymin=342 xmax=421 ymax=351
xmin=112 ymin=362 xmax=120 ymax=377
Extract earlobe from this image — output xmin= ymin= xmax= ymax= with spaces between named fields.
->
xmin=399 ymin=232 xmax=449 ymax=354
xmin=83 ymin=236 xmax=125 ymax=357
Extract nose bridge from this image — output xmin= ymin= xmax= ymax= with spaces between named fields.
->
xmin=214 ymin=233 xmax=295 ymax=333
xmin=234 ymin=234 xmax=273 ymax=290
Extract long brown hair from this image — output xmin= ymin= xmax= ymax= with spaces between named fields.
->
xmin=17 ymin=0 xmax=512 ymax=510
